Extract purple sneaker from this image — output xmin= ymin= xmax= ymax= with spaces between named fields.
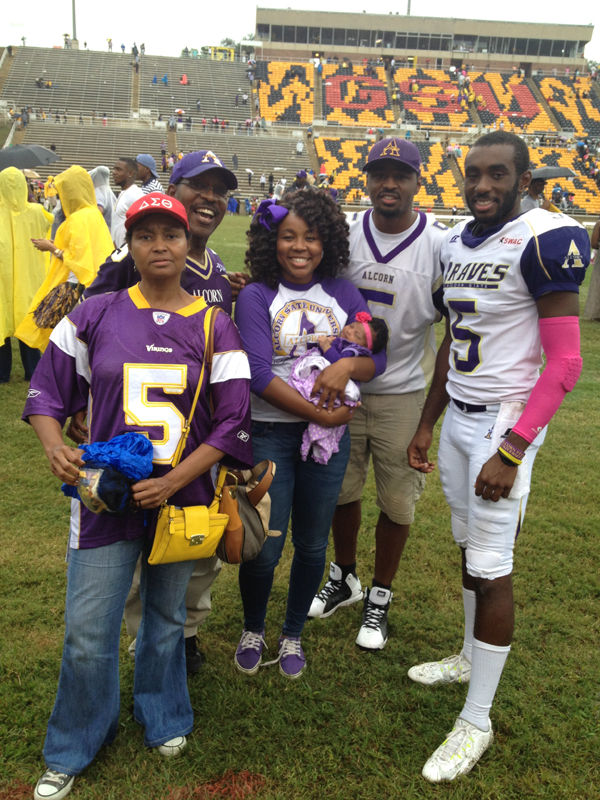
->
xmin=234 ymin=629 xmax=266 ymax=675
xmin=277 ymin=635 xmax=306 ymax=679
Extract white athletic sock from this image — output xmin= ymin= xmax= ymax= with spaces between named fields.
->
xmin=461 ymin=587 xmax=476 ymax=663
xmin=459 ymin=637 xmax=510 ymax=732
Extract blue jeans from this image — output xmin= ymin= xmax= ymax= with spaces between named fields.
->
xmin=239 ymin=421 xmax=350 ymax=637
xmin=43 ymin=537 xmax=195 ymax=775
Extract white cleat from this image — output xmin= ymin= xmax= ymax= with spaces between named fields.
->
xmin=408 ymin=652 xmax=471 ymax=685
xmin=422 ymin=717 xmax=493 ymax=783
xmin=157 ymin=735 xmax=187 ymax=757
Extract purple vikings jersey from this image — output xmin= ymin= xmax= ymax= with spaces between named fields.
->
xmin=83 ymin=245 xmax=233 ymax=315
xmin=23 ymin=286 xmax=252 ymax=549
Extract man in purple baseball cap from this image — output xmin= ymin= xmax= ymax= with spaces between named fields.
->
xmin=309 ymin=136 xmax=450 ymax=655
xmin=284 ymin=168 xmax=313 ymax=196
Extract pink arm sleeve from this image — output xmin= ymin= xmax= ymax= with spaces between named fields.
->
xmin=512 ymin=316 xmax=582 ymax=444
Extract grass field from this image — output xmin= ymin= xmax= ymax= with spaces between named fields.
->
xmin=1 ymin=217 xmax=599 ymax=800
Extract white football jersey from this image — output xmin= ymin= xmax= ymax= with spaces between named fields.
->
xmin=345 ymin=210 xmax=448 ymax=394
xmin=439 ymin=208 xmax=589 ymax=405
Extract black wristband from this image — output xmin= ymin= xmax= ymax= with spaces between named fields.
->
xmin=497 ymin=450 xmax=519 ymax=467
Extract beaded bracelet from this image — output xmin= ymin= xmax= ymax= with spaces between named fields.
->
xmin=498 ymin=439 xmax=525 ymax=466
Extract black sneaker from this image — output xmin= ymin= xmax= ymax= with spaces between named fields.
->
xmin=355 ymin=587 xmax=392 ymax=650
xmin=185 ymin=635 xmax=204 ymax=675
xmin=308 ymin=562 xmax=363 ymax=619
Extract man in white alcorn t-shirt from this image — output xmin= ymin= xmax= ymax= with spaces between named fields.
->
xmin=111 ymin=158 xmax=143 ymax=247
xmin=309 ymin=138 xmax=448 ymax=651
xmin=407 ymin=131 xmax=589 ymax=782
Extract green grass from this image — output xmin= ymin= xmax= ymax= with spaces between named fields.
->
xmin=1 ymin=228 xmax=599 ymax=800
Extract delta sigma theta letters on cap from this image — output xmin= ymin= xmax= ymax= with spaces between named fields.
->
xmin=125 ymin=192 xmax=189 ymax=230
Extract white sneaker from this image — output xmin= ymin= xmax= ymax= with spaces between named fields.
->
xmin=408 ymin=652 xmax=471 ymax=685
xmin=422 ymin=717 xmax=493 ymax=783
xmin=34 ymin=770 xmax=75 ymax=800
xmin=355 ymin=587 xmax=392 ymax=651
xmin=157 ymin=735 xmax=187 ymax=757
xmin=308 ymin=562 xmax=363 ymax=619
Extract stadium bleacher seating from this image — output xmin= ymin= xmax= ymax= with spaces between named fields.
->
xmin=535 ymin=76 xmax=600 ymax=137
xmin=314 ymin=137 xmax=463 ymax=207
xmin=393 ymin=68 xmax=474 ymax=128
xmin=255 ymin=61 xmax=314 ymax=124
xmin=472 ymin=73 xmax=554 ymax=132
xmin=139 ymin=56 xmax=250 ymax=124
xmin=322 ymin=65 xmax=394 ymax=127
xmin=455 ymin=145 xmax=600 ymax=215
xmin=1 ymin=47 xmax=132 ymax=119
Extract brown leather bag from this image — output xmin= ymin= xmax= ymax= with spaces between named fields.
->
xmin=216 ymin=460 xmax=281 ymax=564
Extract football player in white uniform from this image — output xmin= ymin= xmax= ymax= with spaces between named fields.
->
xmin=309 ymin=138 xmax=448 ymax=650
xmin=407 ymin=131 xmax=589 ymax=781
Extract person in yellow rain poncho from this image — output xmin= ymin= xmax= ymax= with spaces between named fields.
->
xmin=44 ymin=175 xmax=59 ymax=209
xmin=16 ymin=165 xmax=114 ymax=352
xmin=0 ymin=167 xmax=53 ymax=383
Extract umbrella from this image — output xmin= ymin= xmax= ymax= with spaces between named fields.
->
xmin=530 ymin=166 xmax=576 ymax=180
xmin=23 ymin=169 xmax=41 ymax=178
xmin=0 ymin=145 xmax=61 ymax=171
xmin=174 ymin=108 xmax=185 ymax=114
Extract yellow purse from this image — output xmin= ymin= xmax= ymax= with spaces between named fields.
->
xmin=148 ymin=307 xmax=230 ymax=565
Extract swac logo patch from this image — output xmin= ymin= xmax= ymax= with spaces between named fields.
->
xmin=499 ymin=237 xmax=523 ymax=245
xmin=152 ymin=312 xmax=170 ymax=325
xmin=562 ymin=240 xmax=584 ymax=269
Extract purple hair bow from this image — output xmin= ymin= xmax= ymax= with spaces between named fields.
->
xmin=253 ymin=198 xmax=289 ymax=231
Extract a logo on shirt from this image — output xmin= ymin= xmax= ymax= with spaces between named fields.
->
xmin=272 ymin=300 xmax=339 ymax=357
xmin=27 ymin=388 xmax=41 ymax=398
xmin=152 ymin=312 xmax=171 ymax=325
xmin=146 ymin=344 xmax=173 ymax=353
xmin=237 ymin=430 xmax=249 ymax=442
xmin=484 ymin=426 xmax=494 ymax=440
xmin=499 ymin=237 xmax=523 ymax=245
xmin=449 ymin=234 xmax=459 ymax=243
xmin=444 ymin=261 xmax=510 ymax=290
xmin=562 ymin=240 xmax=584 ymax=269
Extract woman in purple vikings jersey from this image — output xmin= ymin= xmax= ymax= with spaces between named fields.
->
xmin=233 ymin=191 xmax=386 ymax=679
xmin=24 ymin=194 xmax=252 ymax=800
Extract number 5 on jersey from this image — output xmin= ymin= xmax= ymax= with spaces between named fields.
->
xmin=123 ymin=364 xmax=188 ymax=463
xmin=447 ymin=299 xmax=481 ymax=374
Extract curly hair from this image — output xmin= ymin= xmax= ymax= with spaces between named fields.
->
xmin=244 ymin=190 xmax=350 ymax=289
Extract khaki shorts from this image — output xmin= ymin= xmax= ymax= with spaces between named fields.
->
xmin=338 ymin=390 xmax=426 ymax=525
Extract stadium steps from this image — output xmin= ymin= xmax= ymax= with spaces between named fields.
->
xmin=467 ymin=105 xmax=480 ymax=126
xmin=132 ymin=68 xmax=140 ymax=113
xmin=527 ymin=78 xmax=561 ymax=131
xmin=305 ymin=135 xmax=321 ymax=176
xmin=385 ymin=70 xmax=401 ymax=122
xmin=0 ymin=47 xmax=17 ymax=95
xmin=167 ymin=129 xmax=177 ymax=156
xmin=314 ymin=65 xmax=323 ymax=122
xmin=447 ymin=156 xmax=466 ymax=204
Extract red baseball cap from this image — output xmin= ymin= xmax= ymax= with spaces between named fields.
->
xmin=125 ymin=192 xmax=189 ymax=231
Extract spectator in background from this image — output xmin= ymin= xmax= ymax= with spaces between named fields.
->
xmin=89 ymin=166 xmax=117 ymax=230
xmin=140 ymin=43 xmax=145 ymax=55
xmin=247 ymin=169 xmax=254 ymax=186
xmin=0 ymin=168 xmax=53 ymax=383
xmin=111 ymin=158 xmax=144 ymax=248
xmin=17 ymin=166 xmax=113 ymax=353
xmin=162 ymin=74 xmax=168 ymax=86
xmin=136 ymin=154 xmax=164 ymax=195
xmin=260 ymin=173 xmax=266 ymax=194
xmin=268 ymin=173 xmax=274 ymax=194
xmin=520 ymin=177 xmax=551 ymax=213
xmin=121 ymin=43 xmax=125 ymax=53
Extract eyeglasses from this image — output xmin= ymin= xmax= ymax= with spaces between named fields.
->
xmin=177 ymin=179 xmax=229 ymax=199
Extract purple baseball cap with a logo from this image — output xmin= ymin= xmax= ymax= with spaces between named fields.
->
xmin=363 ymin=138 xmax=422 ymax=175
xmin=170 ymin=150 xmax=238 ymax=189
